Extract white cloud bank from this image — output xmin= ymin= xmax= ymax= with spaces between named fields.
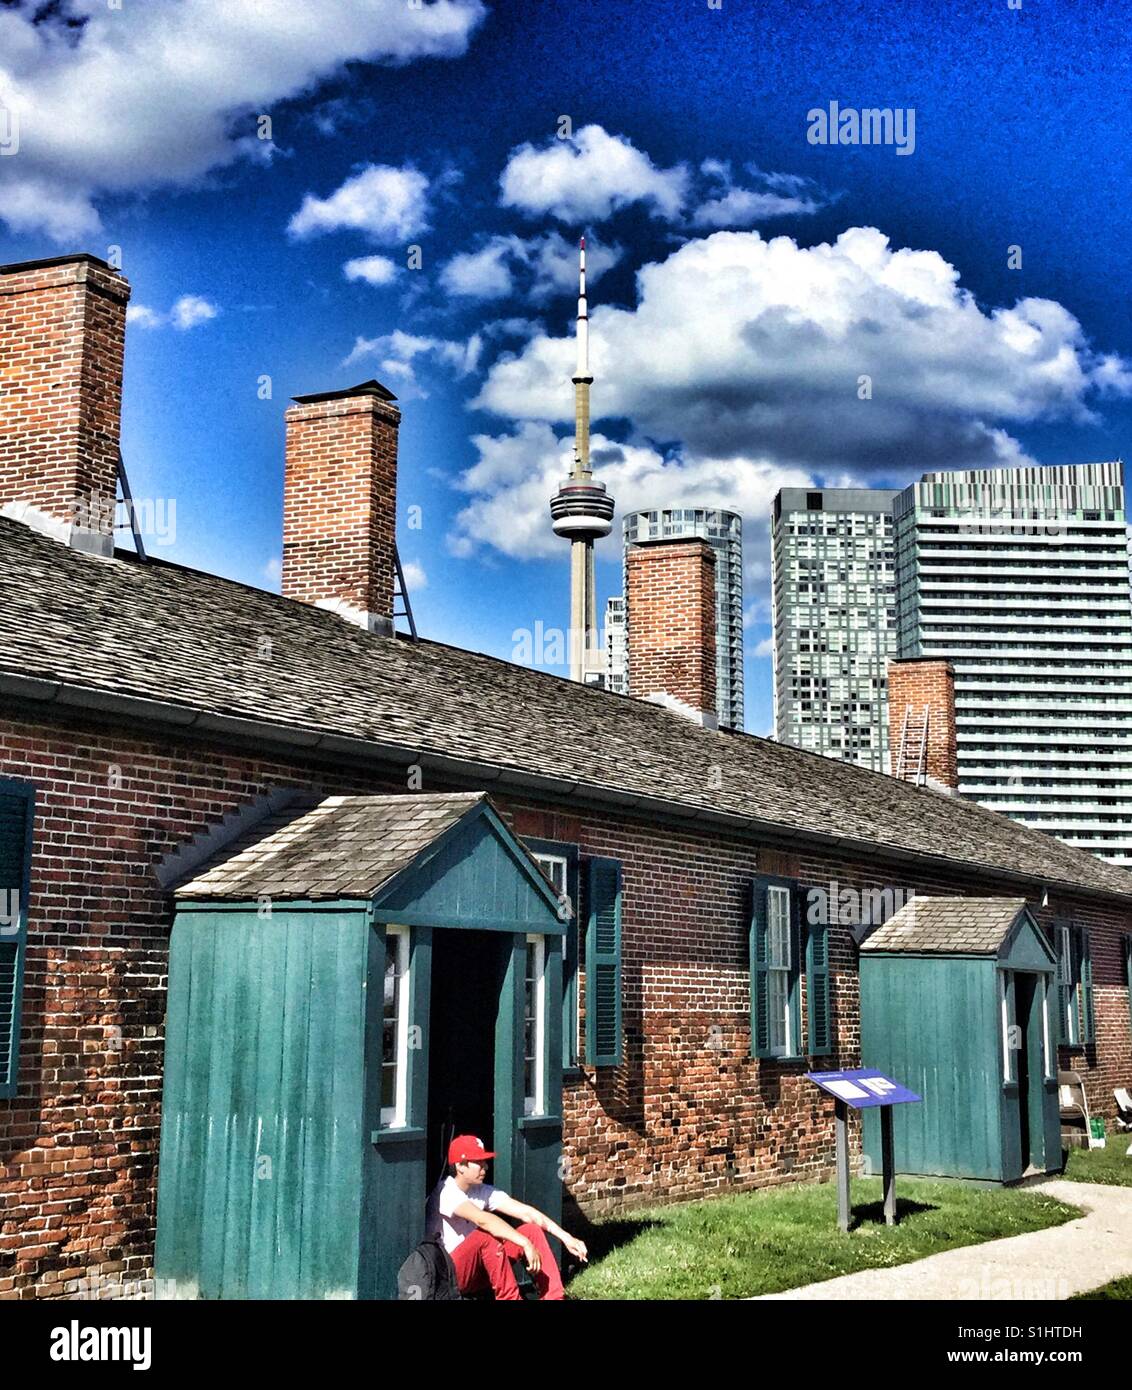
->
xmin=476 ymin=226 xmax=1131 ymax=474
xmin=449 ymin=422 xmax=812 ymax=565
xmin=452 ymin=226 xmax=1131 ymax=580
xmin=0 ymin=0 xmax=485 ymax=240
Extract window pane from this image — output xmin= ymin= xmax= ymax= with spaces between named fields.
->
xmin=524 ymin=940 xmax=537 ymax=1108
xmin=769 ymin=971 xmax=788 ymax=1052
xmin=767 ymin=888 xmax=791 ymax=968
xmin=382 ymin=944 xmax=399 ymax=1114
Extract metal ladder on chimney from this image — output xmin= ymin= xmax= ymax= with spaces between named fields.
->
xmin=115 ymin=451 xmax=147 ymax=560
xmin=392 ymin=544 xmax=418 ymax=641
xmin=894 ymin=705 xmax=930 ymax=786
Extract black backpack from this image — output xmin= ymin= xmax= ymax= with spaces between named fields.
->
xmin=397 ymin=1233 xmax=462 ymax=1301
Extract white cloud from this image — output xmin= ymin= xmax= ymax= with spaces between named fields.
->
xmin=527 ymin=232 xmax=620 ymax=299
xmin=0 ymin=0 xmax=485 ymax=241
xmin=126 ymin=295 xmax=218 ymax=330
xmin=344 ymin=254 xmax=398 ymax=286
xmin=289 ymin=164 xmax=430 ymax=242
xmin=441 ymin=238 xmax=518 ymax=298
xmin=483 ymin=316 xmax=545 ymax=341
xmin=448 ymin=422 xmax=812 ymax=573
xmin=751 ymin=635 xmax=775 ymax=658
xmin=499 ymin=124 xmax=688 ymax=223
xmin=400 ymin=559 xmax=428 ymax=590
xmin=440 ymin=231 xmax=621 ymax=302
xmin=344 ymin=328 xmax=482 ymax=395
xmin=170 ymin=294 xmax=219 ymax=330
xmin=126 ymin=304 xmax=163 ymax=329
xmin=476 ymin=226 xmax=1132 ymax=475
xmin=442 ymin=230 xmax=625 ymax=307
xmin=692 ymin=159 xmax=825 ymax=227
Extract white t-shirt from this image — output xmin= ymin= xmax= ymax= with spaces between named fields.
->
xmin=426 ymin=1177 xmax=510 ymax=1254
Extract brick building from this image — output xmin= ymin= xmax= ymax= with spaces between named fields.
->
xmin=0 ymin=254 xmax=1130 ymax=1299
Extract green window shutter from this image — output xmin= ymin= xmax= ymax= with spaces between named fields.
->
xmin=0 ymin=784 xmax=34 ymax=1100
xmin=788 ymin=890 xmax=803 ymax=1057
xmin=1054 ymin=925 xmax=1068 ymax=1047
xmin=751 ymin=875 xmax=799 ymax=1058
xmin=750 ymin=877 xmax=771 ymax=1058
xmin=1126 ymin=936 xmax=1132 ymax=1040
xmin=1080 ymin=927 xmax=1096 ymax=1046
xmin=584 ymin=857 xmax=622 ymax=1067
xmin=805 ymin=908 xmax=832 ymax=1057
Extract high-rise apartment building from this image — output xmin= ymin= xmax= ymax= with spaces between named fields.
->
xmin=604 ymin=595 xmax=627 ymax=694
xmin=608 ymin=507 xmax=744 ymax=729
xmin=771 ymin=488 xmax=898 ymax=770
xmin=893 ymin=462 xmax=1132 ymax=865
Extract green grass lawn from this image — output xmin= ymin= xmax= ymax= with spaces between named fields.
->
xmin=1061 ymin=1139 xmax=1132 ymax=1187
xmin=565 ymin=1178 xmax=1080 ymax=1300
xmin=1071 ymin=1275 xmax=1132 ymax=1300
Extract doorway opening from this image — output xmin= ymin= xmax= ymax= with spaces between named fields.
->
xmin=426 ymin=928 xmax=505 ymax=1195
xmin=1014 ymin=972 xmax=1040 ymax=1173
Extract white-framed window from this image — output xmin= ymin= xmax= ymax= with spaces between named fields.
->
xmin=766 ymin=886 xmax=793 ymax=1057
xmin=1000 ymin=973 xmax=1013 ymax=1083
xmin=381 ymin=926 xmax=410 ymax=1128
xmin=524 ymin=934 xmax=546 ymax=1116
xmin=535 ymin=850 xmax=577 ymax=1060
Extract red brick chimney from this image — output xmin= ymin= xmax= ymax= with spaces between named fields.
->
xmin=626 ymin=538 xmax=717 ymax=727
xmin=0 ymin=254 xmax=130 ymax=556
xmin=887 ymin=658 xmax=958 ymax=792
xmin=282 ymin=380 xmax=400 ymax=634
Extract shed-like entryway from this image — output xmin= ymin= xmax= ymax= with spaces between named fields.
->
xmin=860 ymin=897 xmax=1061 ymax=1184
xmin=154 ymin=792 xmax=567 ymax=1300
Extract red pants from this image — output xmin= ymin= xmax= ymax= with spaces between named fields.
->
xmin=450 ymin=1223 xmax=564 ymax=1301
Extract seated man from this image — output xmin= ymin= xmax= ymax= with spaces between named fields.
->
xmin=425 ymin=1135 xmax=588 ymax=1300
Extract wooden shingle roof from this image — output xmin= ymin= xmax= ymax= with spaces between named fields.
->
xmin=1 ymin=517 xmax=1130 ymax=904
xmin=861 ymin=897 xmax=1029 ymax=954
xmin=174 ymin=792 xmax=484 ymax=899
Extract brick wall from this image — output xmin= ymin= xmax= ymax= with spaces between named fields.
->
xmin=887 ymin=657 xmax=958 ymax=790
xmin=625 ymin=538 xmax=716 ymax=717
xmin=282 ymin=384 xmax=400 ymax=632
xmin=0 ymin=256 xmax=129 ymax=539
xmin=0 ymin=709 xmax=1129 ymax=1296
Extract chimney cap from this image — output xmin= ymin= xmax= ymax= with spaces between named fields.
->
xmin=291 ymin=378 xmax=398 ymax=406
xmin=0 ymin=251 xmax=116 ymax=276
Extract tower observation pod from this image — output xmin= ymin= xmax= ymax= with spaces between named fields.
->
xmin=550 ymin=236 xmax=615 ymax=684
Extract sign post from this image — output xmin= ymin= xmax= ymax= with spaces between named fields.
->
xmin=806 ymin=1069 xmax=921 ymax=1233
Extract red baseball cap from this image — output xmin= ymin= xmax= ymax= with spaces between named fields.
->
xmin=448 ymin=1135 xmax=495 ymax=1165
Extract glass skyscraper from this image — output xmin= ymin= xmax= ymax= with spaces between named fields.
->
xmin=771 ymin=488 xmax=898 ymax=770
xmin=893 ymin=462 xmax=1132 ymax=865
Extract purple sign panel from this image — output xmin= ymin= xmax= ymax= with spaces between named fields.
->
xmin=806 ymin=1068 xmax=921 ymax=1109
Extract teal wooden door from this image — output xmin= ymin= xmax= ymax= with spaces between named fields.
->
xmin=156 ymin=905 xmax=371 ymax=1299
xmin=362 ymin=922 xmax=432 ymax=1300
xmin=494 ymin=933 xmax=564 ymax=1229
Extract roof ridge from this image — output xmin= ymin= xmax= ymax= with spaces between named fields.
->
xmin=2 ymin=514 xmax=1130 ymax=902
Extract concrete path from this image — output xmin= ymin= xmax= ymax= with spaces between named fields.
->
xmin=758 ymin=1180 xmax=1132 ymax=1300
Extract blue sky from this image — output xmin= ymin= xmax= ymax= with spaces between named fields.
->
xmin=1 ymin=0 xmax=1130 ymax=733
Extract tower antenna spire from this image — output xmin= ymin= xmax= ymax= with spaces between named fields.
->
xmin=550 ymin=232 xmax=615 ymax=683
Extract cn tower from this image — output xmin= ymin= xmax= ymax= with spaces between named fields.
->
xmin=550 ymin=237 xmax=615 ymax=683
